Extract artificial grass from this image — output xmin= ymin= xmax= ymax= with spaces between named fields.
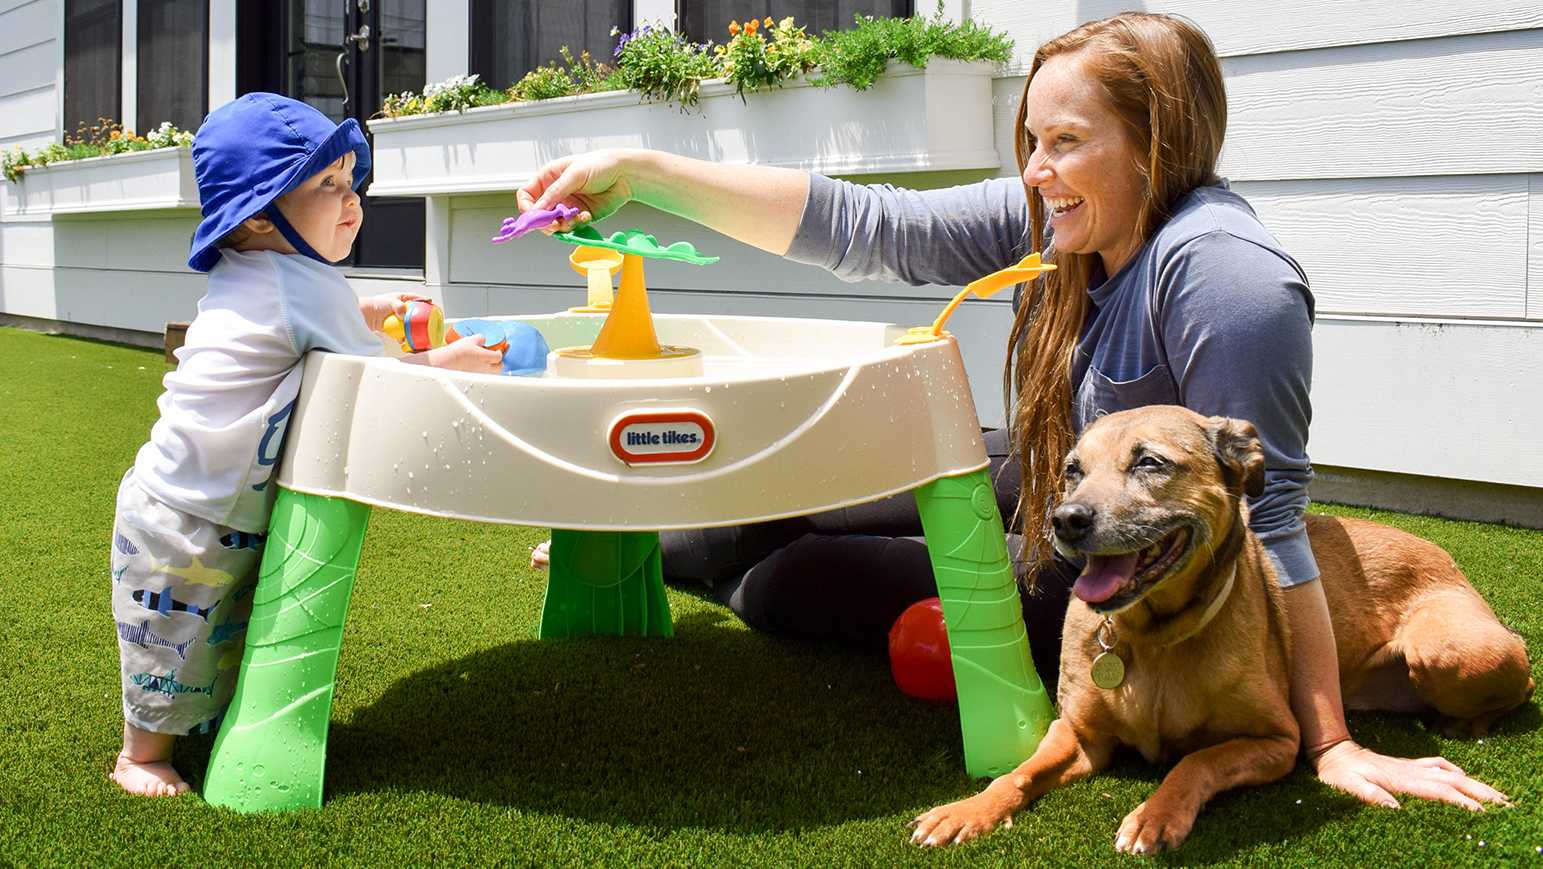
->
xmin=1 ymin=325 xmax=1539 ymax=866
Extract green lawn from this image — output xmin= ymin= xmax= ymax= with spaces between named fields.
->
xmin=2 ymin=326 xmax=1539 ymax=866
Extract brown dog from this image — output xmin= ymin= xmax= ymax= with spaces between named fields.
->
xmin=912 ymin=405 xmax=1533 ymax=854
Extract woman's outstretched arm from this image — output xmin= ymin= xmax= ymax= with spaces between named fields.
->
xmin=518 ymin=148 xmax=810 ymax=255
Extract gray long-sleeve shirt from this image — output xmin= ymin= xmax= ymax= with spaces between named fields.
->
xmin=786 ymin=174 xmax=1320 ymax=588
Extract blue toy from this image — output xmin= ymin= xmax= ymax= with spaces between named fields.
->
xmin=452 ymin=319 xmax=550 ymax=376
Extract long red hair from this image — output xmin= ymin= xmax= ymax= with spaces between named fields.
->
xmin=1007 ymin=13 xmax=1228 ymax=577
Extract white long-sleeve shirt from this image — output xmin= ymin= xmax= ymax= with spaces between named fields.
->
xmin=133 ymin=249 xmax=383 ymax=532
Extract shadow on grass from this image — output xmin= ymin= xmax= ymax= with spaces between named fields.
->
xmin=317 ymin=608 xmax=976 ymax=833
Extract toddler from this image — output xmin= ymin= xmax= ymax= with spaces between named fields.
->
xmin=109 ymin=93 xmax=499 ymax=796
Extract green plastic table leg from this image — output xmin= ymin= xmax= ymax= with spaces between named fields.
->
xmin=915 ymin=470 xmax=1054 ymax=779
xmin=539 ymin=529 xmax=673 ymax=639
xmin=203 ymin=487 xmax=371 ymax=812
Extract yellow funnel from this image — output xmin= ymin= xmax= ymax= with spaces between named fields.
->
xmin=589 ymin=254 xmax=664 ymax=359
xmin=898 ymin=253 xmax=1056 ymax=345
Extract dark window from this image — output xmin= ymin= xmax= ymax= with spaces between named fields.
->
xmin=469 ymin=0 xmax=630 ymax=90
xmin=290 ymin=0 xmax=348 ymax=122
xmin=137 ymin=0 xmax=209 ymax=133
xmin=681 ymin=0 xmax=912 ymax=43
xmin=64 ymin=0 xmax=122 ymax=135
xmin=380 ymin=0 xmax=426 ymax=100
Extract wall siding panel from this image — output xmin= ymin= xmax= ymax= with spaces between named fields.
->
xmin=0 ymin=86 xmax=56 ymax=143
xmin=1235 ymin=176 xmax=1531 ymax=319
xmin=0 ymin=41 xmax=55 ymax=96
xmin=1313 ymin=317 xmax=1543 ymax=488
xmin=975 ymin=0 xmax=1543 ymax=63
xmin=1530 ymin=175 xmax=1542 ymax=319
xmin=0 ymin=0 xmax=57 ymax=56
xmin=1220 ymin=31 xmax=1543 ymax=182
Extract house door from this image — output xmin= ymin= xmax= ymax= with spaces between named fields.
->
xmin=236 ymin=0 xmax=426 ymax=270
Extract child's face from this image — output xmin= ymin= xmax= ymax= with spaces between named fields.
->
xmin=272 ymin=152 xmax=364 ymax=261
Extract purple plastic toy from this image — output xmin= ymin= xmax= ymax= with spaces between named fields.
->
xmin=491 ymin=204 xmax=581 ymax=243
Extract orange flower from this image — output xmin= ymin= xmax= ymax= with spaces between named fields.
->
xmin=744 ymin=18 xmax=758 ymax=33
xmin=763 ymin=16 xmax=773 ymax=28
xmin=109 ymin=129 xmax=121 ymax=140
xmin=728 ymin=20 xmax=739 ymax=35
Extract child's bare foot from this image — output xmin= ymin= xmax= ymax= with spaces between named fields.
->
xmin=530 ymin=539 xmax=551 ymax=570
xmin=111 ymin=724 xmax=189 ymax=797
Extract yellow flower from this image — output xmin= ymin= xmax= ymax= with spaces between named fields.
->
xmin=728 ymin=20 xmax=740 ymax=35
xmin=779 ymin=16 xmax=795 ymax=29
xmin=764 ymin=17 xmax=773 ymax=27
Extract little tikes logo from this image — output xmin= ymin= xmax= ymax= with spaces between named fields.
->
xmin=609 ymin=409 xmax=716 ymax=466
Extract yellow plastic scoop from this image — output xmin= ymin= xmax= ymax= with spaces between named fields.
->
xmin=898 ymin=253 xmax=1057 ymax=345
xmin=568 ymin=245 xmax=623 ymax=313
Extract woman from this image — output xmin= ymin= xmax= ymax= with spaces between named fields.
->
xmin=519 ymin=13 xmax=1504 ymax=811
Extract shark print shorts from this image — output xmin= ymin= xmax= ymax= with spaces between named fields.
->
xmin=111 ymin=470 xmax=265 ymax=735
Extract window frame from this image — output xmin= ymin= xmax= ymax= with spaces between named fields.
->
xmin=62 ymin=0 xmax=124 ymax=139
xmin=135 ymin=0 xmax=211 ymax=135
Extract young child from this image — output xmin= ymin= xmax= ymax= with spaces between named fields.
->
xmin=109 ymin=93 xmax=500 ymax=796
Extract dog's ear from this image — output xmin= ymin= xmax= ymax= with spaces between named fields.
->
xmin=1207 ymin=416 xmax=1265 ymax=498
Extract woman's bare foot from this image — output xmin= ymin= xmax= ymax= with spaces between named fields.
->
xmin=111 ymin=723 xmax=189 ymax=797
xmin=529 ymin=539 xmax=551 ymax=571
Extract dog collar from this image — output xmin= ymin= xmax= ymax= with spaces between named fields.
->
xmin=1161 ymin=564 xmax=1238 ymax=648
xmin=1090 ymin=564 xmax=1239 ymax=690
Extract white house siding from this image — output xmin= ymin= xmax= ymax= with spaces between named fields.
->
xmin=0 ymin=0 xmax=57 ymax=151
xmin=2 ymin=0 xmax=1540 ymax=512
xmin=0 ymin=0 xmax=60 ymax=220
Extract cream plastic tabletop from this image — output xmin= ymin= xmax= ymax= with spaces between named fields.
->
xmin=276 ymin=312 xmax=990 ymax=531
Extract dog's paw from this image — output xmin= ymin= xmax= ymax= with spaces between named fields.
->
xmin=910 ymin=793 xmax=1015 ymax=847
xmin=1434 ymin=712 xmax=1499 ymax=740
xmin=1114 ymin=800 xmax=1195 ymax=856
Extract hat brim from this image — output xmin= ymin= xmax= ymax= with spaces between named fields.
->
xmin=187 ymin=118 xmax=372 ymax=272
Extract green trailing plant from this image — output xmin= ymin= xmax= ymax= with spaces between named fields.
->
xmin=610 ymin=25 xmax=720 ymax=108
xmin=812 ymin=8 xmax=1014 ymax=91
xmin=3 ymin=118 xmax=193 ymax=183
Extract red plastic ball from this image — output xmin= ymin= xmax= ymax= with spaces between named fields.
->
xmin=888 ymin=597 xmax=957 ymax=702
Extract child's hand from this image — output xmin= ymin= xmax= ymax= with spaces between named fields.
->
xmin=359 ymin=292 xmax=430 ymax=332
xmin=422 ymin=335 xmax=503 ymax=374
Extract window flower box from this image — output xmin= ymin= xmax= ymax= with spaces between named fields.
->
xmin=366 ymin=59 xmax=1001 ymax=197
xmin=2 ymin=146 xmax=198 ymax=217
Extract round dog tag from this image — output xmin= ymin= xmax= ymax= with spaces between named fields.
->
xmin=1091 ymin=651 xmax=1126 ymax=690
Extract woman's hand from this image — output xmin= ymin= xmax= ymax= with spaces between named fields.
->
xmin=1310 ymin=740 xmax=1510 ymax=811
xmin=359 ymin=291 xmax=429 ymax=333
xmin=516 ymin=150 xmax=639 ymax=233
xmin=411 ymin=335 xmax=502 ymax=374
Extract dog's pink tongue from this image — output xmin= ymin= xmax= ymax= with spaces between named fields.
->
xmin=1074 ymin=554 xmax=1139 ymax=603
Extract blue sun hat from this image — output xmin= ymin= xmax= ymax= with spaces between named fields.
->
xmin=187 ymin=93 xmax=371 ymax=272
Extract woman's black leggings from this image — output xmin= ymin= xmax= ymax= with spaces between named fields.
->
xmin=660 ymin=429 xmax=1077 ymax=693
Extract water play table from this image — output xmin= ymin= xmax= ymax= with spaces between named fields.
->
xmin=202 ymin=235 xmax=1056 ymax=813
